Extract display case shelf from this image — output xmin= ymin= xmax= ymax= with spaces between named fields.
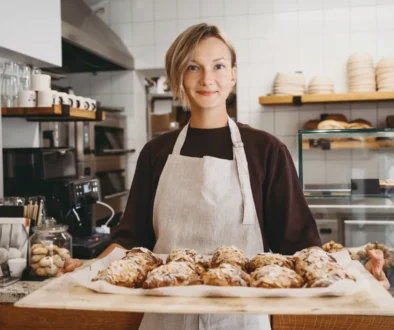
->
xmin=299 ymin=128 xmax=394 ymax=150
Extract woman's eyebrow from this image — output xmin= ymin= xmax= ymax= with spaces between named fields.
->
xmin=190 ymin=57 xmax=228 ymax=63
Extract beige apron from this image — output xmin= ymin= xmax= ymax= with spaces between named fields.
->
xmin=139 ymin=117 xmax=271 ymax=330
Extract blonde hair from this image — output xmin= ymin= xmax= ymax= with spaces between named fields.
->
xmin=165 ymin=23 xmax=236 ymax=109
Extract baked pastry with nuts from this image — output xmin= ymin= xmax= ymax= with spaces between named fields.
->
xmin=209 ymin=245 xmax=249 ymax=272
xmin=249 ymin=253 xmax=294 ymax=271
xmin=201 ymin=263 xmax=250 ymax=287
xmin=250 ymin=265 xmax=304 ymax=288
xmin=143 ymin=261 xmax=201 ymax=289
xmin=166 ymin=248 xmax=207 ymax=274
xmin=304 ymin=262 xmax=356 ymax=288
xmin=123 ymin=247 xmax=163 ymax=272
xmin=92 ymin=259 xmax=147 ymax=288
xmin=322 ymin=240 xmax=345 ymax=253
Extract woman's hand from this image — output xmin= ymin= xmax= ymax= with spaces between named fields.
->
xmin=364 ymin=249 xmax=390 ymax=290
xmin=56 ymin=258 xmax=83 ymax=277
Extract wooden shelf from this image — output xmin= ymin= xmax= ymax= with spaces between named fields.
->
xmin=259 ymin=91 xmax=394 ymax=106
xmin=2 ymin=104 xmax=105 ymax=121
xmin=302 ymin=138 xmax=394 ymax=150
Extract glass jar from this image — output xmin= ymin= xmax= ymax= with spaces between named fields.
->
xmin=28 ymin=218 xmax=72 ymax=277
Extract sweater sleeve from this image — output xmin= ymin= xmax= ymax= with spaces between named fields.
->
xmin=263 ymin=145 xmax=322 ymax=255
xmin=110 ymin=143 xmax=156 ymax=250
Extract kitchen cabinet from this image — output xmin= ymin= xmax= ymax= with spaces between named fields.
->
xmin=0 ymin=0 xmax=61 ymax=67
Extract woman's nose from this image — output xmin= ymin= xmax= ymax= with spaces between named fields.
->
xmin=200 ymin=70 xmax=214 ymax=86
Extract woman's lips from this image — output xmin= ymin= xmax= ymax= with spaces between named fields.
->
xmin=197 ymin=91 xmax=217 ymax=96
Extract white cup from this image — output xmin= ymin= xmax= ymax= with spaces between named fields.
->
xmin=87 ymin=98 xmax=97 ymax=111
xmin=58 ymin=92 xmax=70 ymax=105
xmin=37 ymin=90 xmax=54 ymax=107
xmin=31 ymin=74 xmax=51 ymax=91
xmin=52 ymin=91 xmax=60 ymax=105
xmin=67 ymin=94 xmax=77 ymax=108
xmin=76 ymin=96 xmax=89 ymax=110
xmin=18 ymin=90 xmax=36 ymax=107
xmin=8 ymin=258 xmax=26 ymax=278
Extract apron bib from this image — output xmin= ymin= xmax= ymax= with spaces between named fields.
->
xmin=139 ymin=117 xmax=271 ymax=330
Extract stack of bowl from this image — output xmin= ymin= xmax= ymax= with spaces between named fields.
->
xmin=347 ymin=52 xmax=376 ymax=93
xmin=376 ymin=57 xmax=394 ymax=92
xmin=272 ymin=72 xmax=306 ymax=95
xmin=308 ymin=75 xmax=334 ymax=94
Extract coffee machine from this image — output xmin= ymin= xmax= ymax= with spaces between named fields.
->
xmin=3 ymin=147 xmax=111 ymax=258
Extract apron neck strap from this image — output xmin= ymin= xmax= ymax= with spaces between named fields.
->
xmin=172 ymin=116 xmax=243 ymax=155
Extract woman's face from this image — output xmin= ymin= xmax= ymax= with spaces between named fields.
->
xmin=183 ymin=37 xmax=236 ymax=113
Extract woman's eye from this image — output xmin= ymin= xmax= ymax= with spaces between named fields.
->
xmin=215 ymin=64 xmax=225 ymax=69
xmin=187 ymin=65 xmax=199 ymax=71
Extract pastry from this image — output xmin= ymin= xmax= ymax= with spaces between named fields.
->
xmin=250 ymin=265 xmax=304 ymax=288
xmin=92 ymin=259 xmax=147 ymax=288
xmin=57 ymin=248 xmax=71 ymax=259
xmin=346 ymin=122 xmax=372 ymax=129
xmin=123 ymin=247 xmax=163 ymax=272
xmin=39 ymin=256 xmax=53 ymax=267
xmin=209 ymin=245 xmax=249 ymax=272
xmin=303 ymin=119 xmax=320 ymax=130
xmin=293 ymin=247 xmax=337 ymax=276
xmin=322 ymin=240 xmax=345 ymax=253
xmin=349 ymin=118 xmax=372 ymax=127
xmin=53 ymin=254 xmax=65 ymax=268
xmin=323 ymin=114 xmax=348 ymax=122
xmin=31 ymin=246 xmax=48 ymax=255
xmin=304 ymin=262 xmax=356 ymax=288
xmin=317 ymin=120 xmax=348 ymax=130
xmin=249 ymin=253 xmax=294 ymax=271
xmin=166 ymin=248 xmax=207 ymax=274
xmin=201 ymin=263 xmax=250 ymax=287
xmin=143 ymin=261 xmax=201 ymax=289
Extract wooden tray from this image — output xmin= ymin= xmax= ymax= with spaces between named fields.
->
xmin=14 ymin=262 xmax=394 ymax=316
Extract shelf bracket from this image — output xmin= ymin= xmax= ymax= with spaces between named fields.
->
xmin=292 ymin=96 xmax=302 ymax=106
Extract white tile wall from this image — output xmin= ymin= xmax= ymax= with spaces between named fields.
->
xmin=77 ymin=0 xmax=394 ymax=187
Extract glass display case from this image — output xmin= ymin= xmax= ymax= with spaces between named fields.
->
xmin=297 ymin=128 xmax=394 ymax=248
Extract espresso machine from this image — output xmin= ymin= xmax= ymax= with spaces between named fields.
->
xmin=2 ymin=147 xmax=111 ymax=259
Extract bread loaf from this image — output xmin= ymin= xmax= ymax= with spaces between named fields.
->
xmin=317 ymin=120 xmax=348 ymax=130
xmin=322 ymin=114 xmax=348 ymax=122
xmin=303 ymin=119 xmax=320 ymax=130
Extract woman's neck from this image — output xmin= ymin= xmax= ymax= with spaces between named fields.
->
xmin=189 ymin=109 xmax=228 ymax=129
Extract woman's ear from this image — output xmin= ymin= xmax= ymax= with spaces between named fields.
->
xmin=231 ymin=66 xmax=237 ymax=87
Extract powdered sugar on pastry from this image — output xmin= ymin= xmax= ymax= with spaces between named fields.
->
xmin=209 ymin=245 xmax=249 ymax=272
xmin=143 ymin=262 xmax=201 ymax=289
xmin=166 ymin=248 xmax=208 ymax=273
xmin=201 ymin=263 xmax=250 ymax=287
xmin=250 ymin=265 xmax=304 ymax=288
xmin=92 ymin=259 xmax=147 ymax=288
xmin=250 ymin=253 xmax=294 ymax=271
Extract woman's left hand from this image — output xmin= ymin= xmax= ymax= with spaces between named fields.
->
xmin=364 ymin=249 xmax=390 ymax=290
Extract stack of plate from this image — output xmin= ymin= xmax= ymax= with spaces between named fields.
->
xmin=376 ymin=57 xmax=394 ymax=92
xmin=272 ymin=72 xmax=306 ymax=95
xmin=308 ymin=75 xmax=334 ymax=94
xmin=347 ymin=52 xmax=376 ymax=93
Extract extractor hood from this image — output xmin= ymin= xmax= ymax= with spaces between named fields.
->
xmin=43 ymin=0 xmax=134 ymax=74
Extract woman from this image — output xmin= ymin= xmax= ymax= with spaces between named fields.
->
xmin=64 ymin=24 xmax=390 ymax=328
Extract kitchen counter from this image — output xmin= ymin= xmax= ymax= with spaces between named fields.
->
xmin=0 ymin=279 xmax=52 ymax=304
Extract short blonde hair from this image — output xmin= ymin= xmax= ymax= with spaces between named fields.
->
xmin=165 ymin=23 xmax=236 ymax=108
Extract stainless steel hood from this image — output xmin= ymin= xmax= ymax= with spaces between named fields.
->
xmin=44 ymin=0 xmax=134 ymax=74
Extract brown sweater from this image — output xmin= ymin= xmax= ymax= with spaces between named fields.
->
xmin=111 ymin=122 xmax=322 ymax=254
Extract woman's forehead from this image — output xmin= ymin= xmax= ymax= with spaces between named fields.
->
xmin=191 ymin=37 xmax=232 ymax=62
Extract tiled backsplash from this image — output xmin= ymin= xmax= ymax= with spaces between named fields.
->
xmin=69 ymin=0 xmax=394 ymax=186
